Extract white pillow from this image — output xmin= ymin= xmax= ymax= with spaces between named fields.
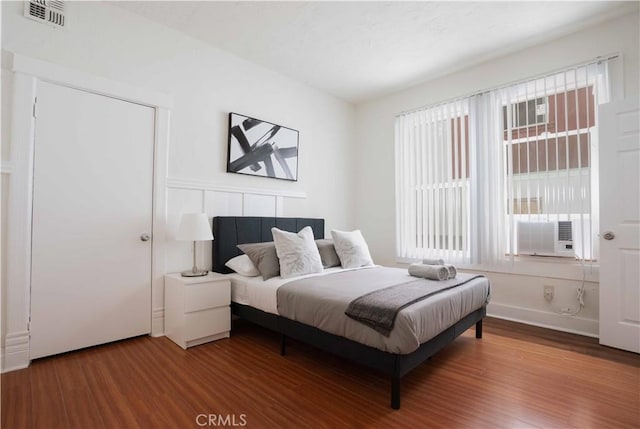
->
xmin=225 ymin=254 xmax=260 ymax=277
xmin=271 ymin=226 xmax=323 ymax=279
xmin=331 ymin=229 xmax=374 ymax=268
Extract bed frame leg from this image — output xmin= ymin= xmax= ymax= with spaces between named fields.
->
xmin=475 ymin=320 xmax=483 ymax=339
xmin=391 ymin=358 xmax=401 ymax=410
xmin=391 ymin=376 xmax=400 ymax=409
xmin=280 ymin=334 xmax=287 ymax=356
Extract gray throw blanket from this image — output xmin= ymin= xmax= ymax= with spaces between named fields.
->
xmin=345 ymin=273 xmax=483 ymax=336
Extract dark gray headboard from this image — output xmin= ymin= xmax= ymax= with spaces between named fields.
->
xmin=212 ymin=216 xmax=325 ymax=274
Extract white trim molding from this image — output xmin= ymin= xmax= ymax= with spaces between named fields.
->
xmin=152 ymin=307 xmax=165 ymax=337
xmin=1 ymin=161 xmax=14 ymax=174
xmin=3 ymin=72 xmax=37 ymax=373
xmin=2 ymin=52 xmax=171 ymax=372
xmin=488 ymin=302 xmax=599 ymax=338
xmin=150 ymin=108 xmax=170 ymax=337
xmin=9 ymin=53 xmax=172 ymax=109
xmin=1 ymin=331 xmax=30 ymax=372
xmin=167 ymin=177 xmax=307 ymax=200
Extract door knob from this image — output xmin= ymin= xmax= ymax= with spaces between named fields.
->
xmin=140 ymin=233 xmax=151 ymax=242
xmin=602 ymin=231 xmax=615 ymax=241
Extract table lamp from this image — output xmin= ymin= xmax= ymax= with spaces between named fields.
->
xmin=177 ymin=213 xmax=214 ymax=277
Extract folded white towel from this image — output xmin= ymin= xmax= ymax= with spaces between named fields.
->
xmin=445 ymin=264 xmax=457 ymax=279
xmin=408 ymin=263 xmax=449 ymax=281
xmin=422 ymin=258 xmax=445 ymax=266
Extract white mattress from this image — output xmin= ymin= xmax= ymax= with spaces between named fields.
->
xmin=225 ymin=266 xmax=376 ymax=315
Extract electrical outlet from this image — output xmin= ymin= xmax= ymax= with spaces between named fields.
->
xmin=544 ymin=285 xmax=554 ymax=302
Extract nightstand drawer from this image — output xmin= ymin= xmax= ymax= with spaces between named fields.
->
xmin=184 ymin=307 xmax=231 ymax=341
xmin=184 ymin=280 xmax=230 ymax=312
xmin=165 ymin=273 xmax=231 ymax=349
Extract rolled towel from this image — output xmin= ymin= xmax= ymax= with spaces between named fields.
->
xmin=408 ymin=263 xmax=449 ymax=281
xmin=445 ymin=264 xmax=457 ymax=279
xmin=422 ymin=258 xmax=445 ymax=266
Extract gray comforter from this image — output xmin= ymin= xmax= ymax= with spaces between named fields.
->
xmin=345 ymin=273 xmax=484 ymax=336
xmin=276 ymin=266 xmax=490 ymax=354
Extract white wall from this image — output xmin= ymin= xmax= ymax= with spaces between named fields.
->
xmin=1 ymin=1 xmax=356 ymax=369
xmin=1 ymin=0 xmax=357 ymax=260
xmin=1 ymin=1 xmax=356 ymax=228
xmin=354 ymin=11 xmax=640 ymax=336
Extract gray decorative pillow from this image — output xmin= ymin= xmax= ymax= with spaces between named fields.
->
xmin=237 ymin=242 xmax=280 ymax=280
xmin=331 ymin=229 xmax=374 ymax=268
xmin=315 ymin=239 xmax=341 ymax=268
xmin=272 ymin=226 xmax=323 ymax=279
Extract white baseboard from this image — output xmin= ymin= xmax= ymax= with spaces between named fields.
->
xmin=151 ymin=307 xmax=165 ymax=337
xmin=1 ymin=331 xmax=30 ymax=373
xmin=487 ymin=302 xmax=599 ymax=338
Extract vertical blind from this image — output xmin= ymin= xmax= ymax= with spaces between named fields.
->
xmin=395 ymin=99 xmax=472 ymax=264
xmin=395 ymin=60 xmax=610 ymax=265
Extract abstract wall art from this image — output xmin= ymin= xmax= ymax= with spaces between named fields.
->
xmin=226 ymin=112 xmax=299 ymax=181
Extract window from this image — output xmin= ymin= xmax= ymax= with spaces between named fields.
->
xmin=395 ymin=60 xmax=610 ymax=265
xmin=503 ymin=96 xmax=548 ymax=130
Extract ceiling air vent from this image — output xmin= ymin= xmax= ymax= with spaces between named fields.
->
xmin=24 ymin=0 xmax=66 ymax=29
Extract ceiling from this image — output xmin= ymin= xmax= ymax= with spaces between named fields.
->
xmin=113 ymin=1 xmax=636 ymax=104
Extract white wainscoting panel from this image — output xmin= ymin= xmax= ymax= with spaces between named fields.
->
xmin=243 ymin=194 xmax=277 ymax=216
xmin=204 ymin=190 xmax=243 ymax=218
xmin=166 ymin=177 xmax=307 ymax=275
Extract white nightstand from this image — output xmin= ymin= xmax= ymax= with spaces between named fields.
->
xmin=164 ymin=272 xmax=231 ymax=349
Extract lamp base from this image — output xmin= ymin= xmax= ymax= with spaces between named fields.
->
xmin=181 ymin=270 xmax=209 ymax=277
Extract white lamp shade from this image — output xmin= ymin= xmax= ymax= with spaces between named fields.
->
xmin=176 ymin=213 xmax=214 ymax=241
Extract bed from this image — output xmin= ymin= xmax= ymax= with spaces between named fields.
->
xmin=212 ymin=216 xmax=489 ymax=409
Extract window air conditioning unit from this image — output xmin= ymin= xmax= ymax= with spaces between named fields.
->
xmin=517 ymin=221 xmax=575 ymax=258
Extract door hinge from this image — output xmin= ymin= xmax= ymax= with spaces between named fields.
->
xmin=32 ymin=97 xmax=38 ymax=118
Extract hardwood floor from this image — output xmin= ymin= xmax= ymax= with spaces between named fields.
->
xmin=2 ymin=317 xmax=638 ymax=428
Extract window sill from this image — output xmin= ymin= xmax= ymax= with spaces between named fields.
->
xmin=396 ymin=256 xmax=599 ymax=283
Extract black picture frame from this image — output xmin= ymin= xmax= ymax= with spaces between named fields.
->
xmin=226 ymin=112 xmax=299 ymax=181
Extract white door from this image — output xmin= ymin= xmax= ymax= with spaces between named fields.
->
xmin=30 ymin=81 xmax=155 ymax=359
xmin=599 ymin=97 xmax=640 ymax=353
